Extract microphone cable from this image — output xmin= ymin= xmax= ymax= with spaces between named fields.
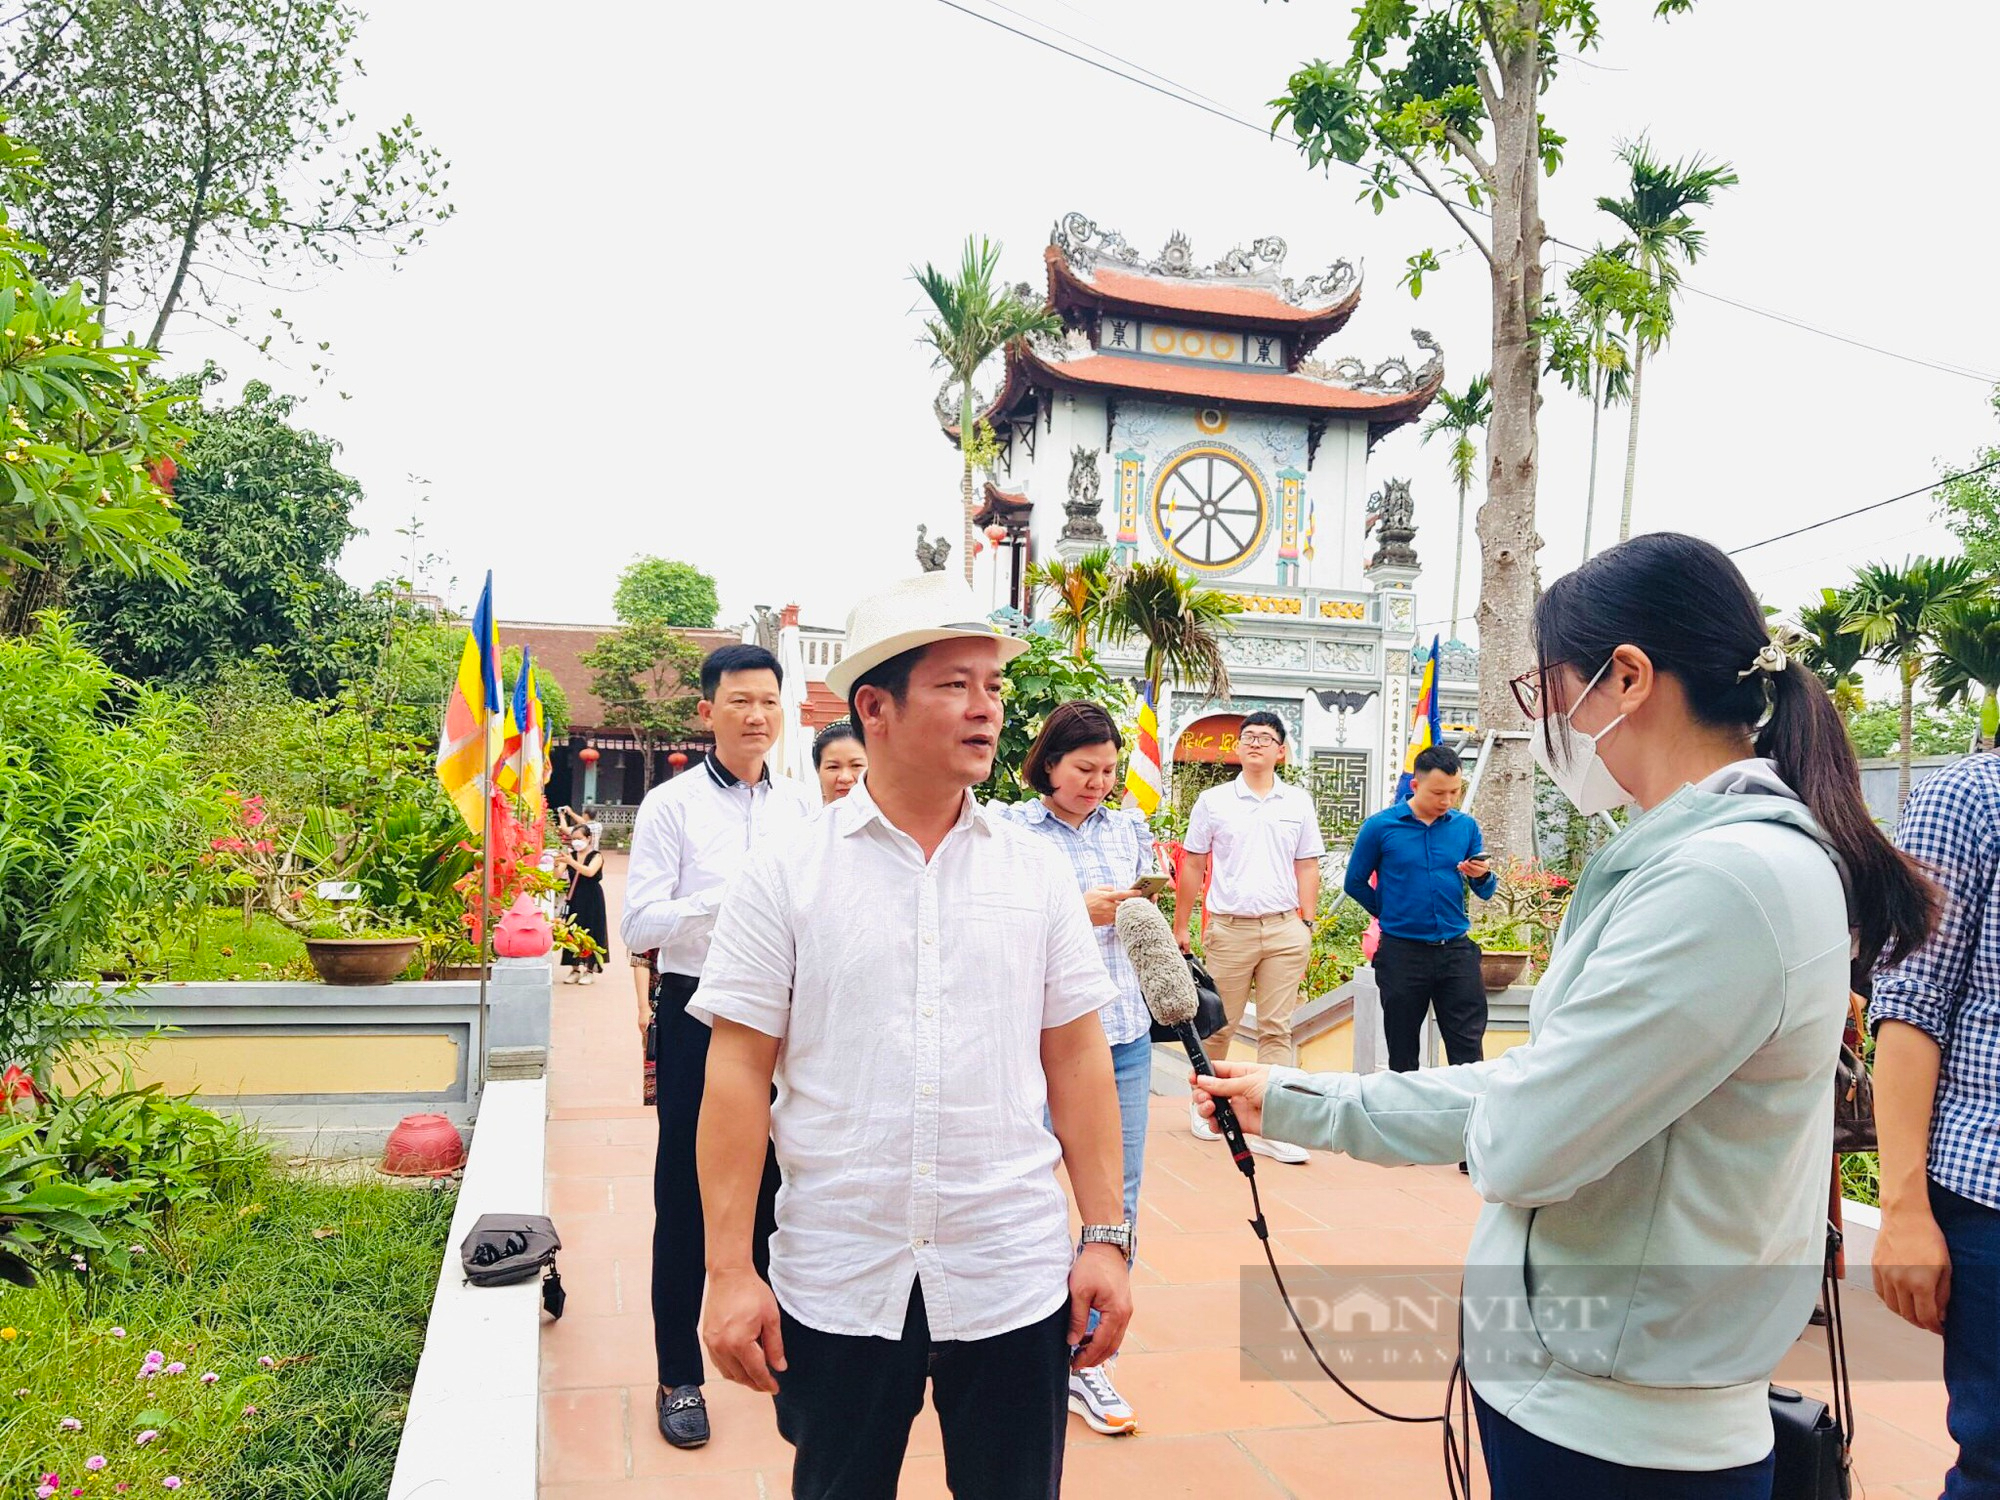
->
xmin=1239 ymin=1167 xmax=1476 ymax=1498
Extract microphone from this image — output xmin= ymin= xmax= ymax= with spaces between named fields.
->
xmin=1115 ymin=900 xmax=1255 ymax=1178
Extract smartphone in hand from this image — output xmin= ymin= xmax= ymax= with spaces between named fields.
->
xmin=1130 ymin=873 xmax=1171 ymax=899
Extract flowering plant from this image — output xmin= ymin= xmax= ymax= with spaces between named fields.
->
xmin=1468 ymin=857 xmax=1574 ymax=968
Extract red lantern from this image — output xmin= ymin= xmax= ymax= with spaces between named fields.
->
xmin=668 ymin=751 xmax=688 ymax=770
xmin=972 ymin=540 xmax=985 ymax=555
xmin=578 ymin=746 xmax=600 ymax=766
xmin=984 ymin=523 xmax=1007 ymax=543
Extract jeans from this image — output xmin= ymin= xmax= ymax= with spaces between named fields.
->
xmin=1375 ymin=934 xmax=1488 ymax=1070
xmin=1109 ymin=1033 xmax=1150 ymax=1230
xmin=774 ymin=1283 xmax=1069 ymax=1500
xmin=1934 ymin=1178 xmax=2000 ymax=1499
xmin=1474 ymin=1390 xmax=1775 ymax=1498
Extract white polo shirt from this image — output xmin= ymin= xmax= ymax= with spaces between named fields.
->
xmin=1183 ymin=774 xmax=1326 ymax=917
xmin=691 ymin=776 xmax=1115 ymax=1341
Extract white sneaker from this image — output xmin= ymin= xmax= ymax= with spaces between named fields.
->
xmin=1188 ymin=1100 xmax=1221 ymax=1142
xmin=1248 ymin=1135 xmax=1308 ymax=1165
xmin=1068 ymin=1364 xmax=1137 ymax=1435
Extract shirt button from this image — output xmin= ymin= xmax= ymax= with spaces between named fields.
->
xmin=917 ymin=1163 xmax=932 ymax=1176
xmin=914 ymin=1237 xmax=929 ymax=1248
xmin=921 ymin=1006 xmax=935 ymax=1018
xmin=922 ymin=932 xmax=936 ymax=945
xmin=921 ymin=1083 xmax=936 ymax=1096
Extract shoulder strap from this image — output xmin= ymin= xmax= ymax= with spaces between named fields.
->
xmin=1824 ymin=1222 xmax=1855 ymax=1451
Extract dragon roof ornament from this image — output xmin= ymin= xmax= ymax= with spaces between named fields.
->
xmin=1050 ymin=212 xmax=1358 ymax=307
xmin=1297 ymin=330 xmax=1444 ymax=395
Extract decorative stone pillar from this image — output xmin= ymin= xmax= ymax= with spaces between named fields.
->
xmin=1364 ymin=477 xmax=1422 ymax=807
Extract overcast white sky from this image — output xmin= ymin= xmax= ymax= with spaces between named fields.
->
xmin=165 ymin=0 xmax=2000 ymax=645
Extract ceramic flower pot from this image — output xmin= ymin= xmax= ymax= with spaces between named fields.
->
xmin=381 ymin=1113 xmax=465 ymax=1176
xmin=1478 ymin=949 xmax=1531 ymax=993
xmin=305 ymin=937 xmax=421 ymax=985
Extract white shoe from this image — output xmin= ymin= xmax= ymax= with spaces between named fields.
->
xmin=1248 ymin=1135 xmax=1308 ymax=1165
xmin=579 ymin=973 xmax=596 ymax=986
xmin=1188 ymin=1100 xmax=1221 ymax=1142
xmin=1068 ymin=1364 xmax=1137 ymax=1435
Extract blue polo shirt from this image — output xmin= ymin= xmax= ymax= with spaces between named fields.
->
xmin=1343 ymin=802 xmax=1497 ymax=942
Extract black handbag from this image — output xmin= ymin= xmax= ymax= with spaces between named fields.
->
xmin=460 ymin=1212 xmax=566 ymax=1319
xmin=1769 ymin=1225 xmax=1853 ymax=1499
xmin=1151 ymin=955 xmax=1228 ymax=1043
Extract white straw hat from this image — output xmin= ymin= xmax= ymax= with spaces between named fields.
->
xmin=825 ymin=571 xmax=1029 ymax=699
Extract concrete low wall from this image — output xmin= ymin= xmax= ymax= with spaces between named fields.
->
xmin=65 ymin=957 xmax=554 ymax=1157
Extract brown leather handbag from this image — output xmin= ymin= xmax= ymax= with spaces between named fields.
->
xmin=1833 ymin=992 xmax=1875 ymax=1155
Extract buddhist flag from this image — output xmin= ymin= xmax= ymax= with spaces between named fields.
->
xmin=437 ymin=572 xmax=505 ymax=833
xmin=1396 ymin=634 xmax=1442 ymax=803
xmin=495 ymin=645 xmax=544 ymax=808
xmin=1302 ymin=497 xmax=1317 ymax=561
xmin=522 ymin=652 xmax=549 ymax=814
xmin=1123 ymin=680 xmax=1163 ymax=817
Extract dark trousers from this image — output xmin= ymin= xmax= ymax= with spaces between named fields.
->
xmin=652 ymin=970 xmax=781 ymax=1390
xmin=1934 ymin=1179 xmax=2000 ymax=1498
xmin=1376 ymin=933 xmax=1488 ymax=1070
xmin=774 ymin=1283 xmax=1069 ymax=1500
xmin=1474 ymin=1390 xmax=1775 ymax=1498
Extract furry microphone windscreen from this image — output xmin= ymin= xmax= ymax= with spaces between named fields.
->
xmin=1114 ymin=898 xmax=1199 ymax=1026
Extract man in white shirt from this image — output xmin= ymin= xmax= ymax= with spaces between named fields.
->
xmin=694 ymin=572 xmax=1132 ymax=1500
xmin=1171 ymin=710 xmax=1323 ymax=1165
xmin=620 ymin=642 xmax=817 ymax=1450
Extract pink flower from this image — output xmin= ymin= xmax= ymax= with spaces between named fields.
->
xmin=242 ymin=806 xmax=267 ymax=828
xmin=143 ymin=1351 xmax=164 ymax=1366
xmin=85 ymin=1457 xmax=106 ymax=1472
xmin=162 ymin=1362 xmax=184 ymax=1376
xmin=59 ymin=1416 xmax=80 ymax=1430
xmin=198 ymin=1372 xmax=217 ymax=1385
xmin=241 ymin=1405 xmax=257 ymax=1417
xmin=34 ymin=1484 xmax=54 ymax=1499
xmin=162 ymin=1480 xmax=181 ymax=1492
xmin=256 ymin=1355 xmax=274 ymax=1368
xmin=133 ymin=1431 xmax=157 ymax=1447
xmin=109 ymin=1328 xmax=125 ymax=1338
xmin=252 ymin=838 xmax=272 ymax=853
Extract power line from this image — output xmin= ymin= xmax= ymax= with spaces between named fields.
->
xmin=934 ymin=0 xmax=2000 ymax=387
xmin=1725 ymin=456 xmax=2000 ymax=557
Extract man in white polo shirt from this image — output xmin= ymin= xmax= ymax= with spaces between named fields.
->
xmin=694 ymin=572 xmax=1132 ymax=1500
xmin=1172 ymin=710 xmax=1322 ymax=1165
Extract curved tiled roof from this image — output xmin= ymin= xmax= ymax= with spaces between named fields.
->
xmin=1047 ymin=244 xmax=1361 ymax=345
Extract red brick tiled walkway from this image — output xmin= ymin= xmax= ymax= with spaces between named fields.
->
xmin=539 ymin=855 xmax=1957 ymax=1498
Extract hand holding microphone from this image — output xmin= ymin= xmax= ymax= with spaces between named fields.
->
xmin=1192 ymin=1060 xmax=1269 ymax=1138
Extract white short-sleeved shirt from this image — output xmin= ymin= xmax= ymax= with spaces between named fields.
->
xmin=691 ymin=776 xmax=1116 ymax=1341
xmin=1183 ymin=774 xmax=1326 ymax=917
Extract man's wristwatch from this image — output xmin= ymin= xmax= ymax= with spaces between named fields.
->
xmin=1079 ymin=1222 xmax=1134 ymax=1255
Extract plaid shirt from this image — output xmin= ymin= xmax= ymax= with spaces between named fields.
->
xmin=1872 ymin=753 xmax=2000 ymax=1210
xmin=991 ymin=799 xmax=1155 ymax=1045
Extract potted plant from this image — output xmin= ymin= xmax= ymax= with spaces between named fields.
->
xmin=1468 ymin=858 xmax=1575 ymax=992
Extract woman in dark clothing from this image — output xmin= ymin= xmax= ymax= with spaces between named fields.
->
xmin=556 ymin=829 xmax=607 ymax=982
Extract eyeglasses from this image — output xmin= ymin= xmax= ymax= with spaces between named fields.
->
xmin=1508 ymin=668 xmax=1547 ymax=720
xmin=1236 ymin=733 xmax=1282 ymax=748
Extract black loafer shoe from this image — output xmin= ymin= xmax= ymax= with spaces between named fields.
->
xmin=658 ymin=1383 xmax=709 ymax=1449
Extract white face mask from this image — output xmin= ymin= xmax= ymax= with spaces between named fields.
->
xmin=1527 ymin=658 xmax=1633 ymax=816
xmin=571 ymin=839 xmax=588 ymax=852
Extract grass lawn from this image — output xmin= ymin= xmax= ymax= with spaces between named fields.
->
xmin=88 ymin=909 xmax=312 ymax=984
xmin=0 ymin=1172 xmax=455 ymax=1498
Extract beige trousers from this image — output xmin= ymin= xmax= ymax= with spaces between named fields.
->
xmin=1203 ymin=911 xmax=1311 ymax=1066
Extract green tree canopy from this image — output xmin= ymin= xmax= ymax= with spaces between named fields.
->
xmin=581 ymin=623 xmax=701 ymax=796
xmin=612 ymin=555 xmax=720 ymax=628
xmin=976 ymin=631 xmax=1135 ymax=804
xmin=1938 ymin=385 xmax=2000 ymax=572
xmin=68 ymin=375 xmax=371 ymax=693
xmin=1 ymin=0 xmax=453 ymax=353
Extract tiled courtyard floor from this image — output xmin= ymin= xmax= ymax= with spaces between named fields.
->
xmin=540 ymin=855 xmax=1958 ymax=1498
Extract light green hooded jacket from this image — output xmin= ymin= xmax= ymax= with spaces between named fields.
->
xmin=1263 ymin=761 xmax=1851 ymax=1469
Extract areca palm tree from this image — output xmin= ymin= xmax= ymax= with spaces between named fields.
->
xmin=1927 ymin=598 xmax=2000 ymax=749
xmin=1597 ymin=139 xmax=1739 ymax=541
xmin=1843 ymin=556 xmax=1985 ymax=806
xmin=1544 ymin=250 xmax=1652 ymax=562
xmin=913 ymin=237 xmax=1061 ymax=584
xmin=1025 ymin=547 xmax=1119 ymax=660
xmin=1789 ymin=588 xmax=1866 ymax=725
xmin=1420 ymin=373 xmax=1490 ymax=639
xmin=1103 ymin=559 xmax=1233 ymax=707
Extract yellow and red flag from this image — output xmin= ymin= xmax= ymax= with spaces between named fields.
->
xmin=436 ymin=572 xmax=505 ymax=833
xmin=1122 ymin=681 xmax=1162 ymax=817
xmin=496 ymin=647 xmax=549 ymax=813
xmin=1396 ymin=634 xmax=1442 ymax=803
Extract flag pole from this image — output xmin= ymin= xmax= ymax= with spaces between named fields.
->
xmin=477 ymin=710 xmax=493 ymax=1093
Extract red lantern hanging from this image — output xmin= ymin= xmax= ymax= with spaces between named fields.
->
xmin=578 ymin=746 xmax=600 ymax=766
xmin=984 ymin=523 xmax=1007 ymax=544
xmin=668 ymin=751 xmax=689 ymax=771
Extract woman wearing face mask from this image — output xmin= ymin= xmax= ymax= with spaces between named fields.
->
xmin=810 ymin=720 xmax=867 ymax=804
xmin=1195 ymin=533 xmax=1937 ymax=1496
xmin=556 ymin=827 xmax=608 ymax=985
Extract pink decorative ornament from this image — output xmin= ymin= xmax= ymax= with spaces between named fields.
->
xmin=493 ymin=893 xmax=552 ymax=958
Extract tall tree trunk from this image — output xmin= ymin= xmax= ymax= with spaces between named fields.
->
xmin=1449 ymin=475 xmax=1467 ymax=639
xmin=961 ymin=457 xmax=977 ymax=587
xmin=1617 ymin=338 xmax=1647 ymax=543
xmin=1469 ymin=20 xmax=1545 ymax=867
xmin=1581 ymin=342 xmax=1603 ymax=564
xmin=1898 ymin=655 xmax=1915 ymax=810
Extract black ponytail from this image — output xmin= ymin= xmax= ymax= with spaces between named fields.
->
xmin=1536 ymin=533 xmax=1938 ymax=979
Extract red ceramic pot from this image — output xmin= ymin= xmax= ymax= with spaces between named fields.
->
xmin=493 ymin=893 xmax=552 ymax=958
xmin=382 ymin=1113 xmax=465 ymax=1177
